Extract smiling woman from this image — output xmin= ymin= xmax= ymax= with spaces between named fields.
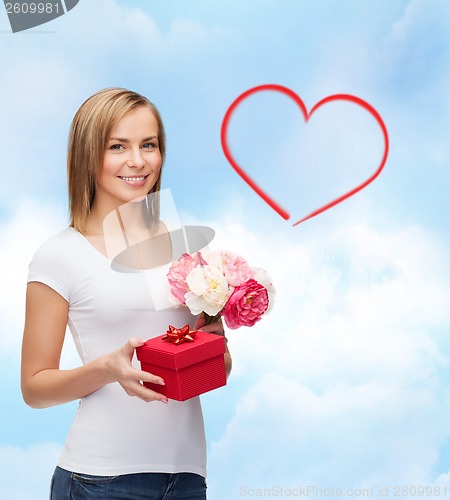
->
xmin=21 ymin=88 xmax=231 ymax=500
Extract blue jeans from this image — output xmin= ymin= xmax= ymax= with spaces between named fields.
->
xmin=50 ymin=466 xmax=207 ymax=499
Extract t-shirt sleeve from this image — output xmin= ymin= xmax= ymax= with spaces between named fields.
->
xmin=27 ymin=236 xmax=71 ymax=302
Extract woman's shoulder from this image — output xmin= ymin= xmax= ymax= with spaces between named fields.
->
xmin=27 ymin=228 xmax=80 ymax=295
xmin=30 ymin=227 xmax=79 ymax=262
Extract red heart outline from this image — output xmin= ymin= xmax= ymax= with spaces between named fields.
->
xmin=220 ymin=84 xmax=389 ymax=226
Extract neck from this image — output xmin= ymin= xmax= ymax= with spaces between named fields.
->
xmin=85 ymin=198 xmax=150 ymax=238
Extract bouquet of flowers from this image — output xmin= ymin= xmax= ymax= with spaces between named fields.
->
xmin=167 ymin=249 xmax=275 ymax=329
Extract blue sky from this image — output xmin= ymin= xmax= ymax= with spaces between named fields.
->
xmin=1 ymin=0 xmax=450 ymax=498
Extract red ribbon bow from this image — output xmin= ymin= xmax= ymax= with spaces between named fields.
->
xmin=162 ymin=324 xmax=197 ymax=345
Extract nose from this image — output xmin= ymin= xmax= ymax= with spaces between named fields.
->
xmin=127 ymin=147 xmax=145 ymax=168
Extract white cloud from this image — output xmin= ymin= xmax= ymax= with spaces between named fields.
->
xmin=52 ymin=0 xmax=230 ymax=67
xmin=379 ymin=0 xmax=450 ymax=109
xmin=208 ymin=373 xmax=448 ymax=498
xmin=197 ymin=207 xmax=450 ymax=498
xmin=434 ymin=469 xmax=450 ymax=491
xmin=207 ymin=215 xmax=450 ymax=385
xmin=0 ymin=198 xmax=76 ymax=359
xmin=387 ymin=0 xmax=449 ymax=58
xmin=0 ymin=442 xmax=62 ymax=500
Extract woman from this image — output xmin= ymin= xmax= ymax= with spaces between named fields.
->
xmin=21 ymin=88 xmax=231 ymax=499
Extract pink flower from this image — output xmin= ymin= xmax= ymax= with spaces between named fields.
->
xmin=222 ymin=279 xmax=269 ymax=329
xmin=203 ymin=249 xmax=254 ymax=286
xmin=167 ymin=252 xmax=206 ymax=303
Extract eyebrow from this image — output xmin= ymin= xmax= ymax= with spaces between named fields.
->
xmin=108 ymin=136 xmax=158 ymax=143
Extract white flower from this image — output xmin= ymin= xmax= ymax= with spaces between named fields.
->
xmin=185 ymin=265 xmax=231 ymax=316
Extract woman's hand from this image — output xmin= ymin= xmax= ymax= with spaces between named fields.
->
xmin=100 ymin=338 xmax=168 ymax=404
xmin=194 ymin=314 xmax=232 ymax=379
xmin=193 ymin=314 xmax=225 ymax=336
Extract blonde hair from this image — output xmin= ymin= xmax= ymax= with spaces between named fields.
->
xmin=67 ymin=88 xmax=166 ymax=232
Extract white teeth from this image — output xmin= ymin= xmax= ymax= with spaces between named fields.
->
xmin=120 ymin=176 xmax=146 ymax=182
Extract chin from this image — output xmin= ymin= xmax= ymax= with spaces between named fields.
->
xmin=130 ymin=194 xmax=148 ymax=203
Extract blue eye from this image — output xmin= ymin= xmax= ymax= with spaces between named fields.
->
xmin=143 ymin=142 xmax=158 ymax=149
xmin=110 ymin=144 xmax=124 ymax=151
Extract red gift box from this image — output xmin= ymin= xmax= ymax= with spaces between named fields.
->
xmin=136 ymin=328 xmax=227 ymax=401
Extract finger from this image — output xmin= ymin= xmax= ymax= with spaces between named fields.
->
xmin=137 ymin=382 xmax=168 ymax=404
xmin=121 ymin=337 xmax=147 ymax=357
xmin=127 ymin=381 xmax=168 ymax=404
xmin=193 ymin=315 xmax=206 ymax=330
xmin=135 ymin=368 xmax=165 ymax=386
xmin=128 ymin=337 xmax=147 ymax=348
xmin=138 ymin=385 xmax=168 ymax=404
xmin=142 ymin=389 xmax=169 ymax=404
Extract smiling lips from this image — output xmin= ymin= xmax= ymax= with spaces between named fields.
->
xmin=118 ymin=174 xmax=149 ymax=186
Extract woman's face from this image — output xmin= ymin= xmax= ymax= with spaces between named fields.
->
xmin=95 ymin=105 xmax=162 ymax=210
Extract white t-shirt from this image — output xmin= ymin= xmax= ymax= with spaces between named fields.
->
xmin=27 ymin=227 xmax=207 ymax=476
